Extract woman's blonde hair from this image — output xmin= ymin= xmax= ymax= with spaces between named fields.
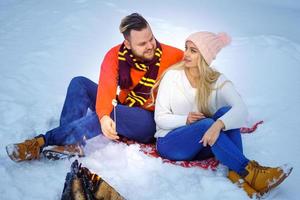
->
xmin=151 ymin=54 xmax=222 ymax=117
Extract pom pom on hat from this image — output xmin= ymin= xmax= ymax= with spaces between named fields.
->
xmin=186 ymin=31 xmax=231 ymax=65
xmin=218 ymin=32 xmax=231 ymax=46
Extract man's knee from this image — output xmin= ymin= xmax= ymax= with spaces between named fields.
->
xmin=69 ymin=76 xmax=87 ymax=87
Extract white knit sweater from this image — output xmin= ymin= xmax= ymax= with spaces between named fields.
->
xmin=154 ymin=69 xmax=248 ymax=138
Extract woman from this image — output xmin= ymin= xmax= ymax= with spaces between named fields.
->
xmin=152 ymin=31 xmax=292 ymax=198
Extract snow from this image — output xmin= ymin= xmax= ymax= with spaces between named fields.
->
xmin=1 ymin=0 xmax=300 ymax=199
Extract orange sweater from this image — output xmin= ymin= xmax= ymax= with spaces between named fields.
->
xmin=96 ymin=43 xmax=184 ymax=119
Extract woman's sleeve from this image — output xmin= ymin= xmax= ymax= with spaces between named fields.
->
xmin=154 ymin=71 xmax=188 ymax=130
xmin=218 ymin=81 xmax=248 ymax=131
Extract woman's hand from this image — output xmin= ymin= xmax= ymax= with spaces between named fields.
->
xmin=186 ymin=112 xmax=206 ymax=124
xmin=200 ymin=120 xmax=225 ymax=147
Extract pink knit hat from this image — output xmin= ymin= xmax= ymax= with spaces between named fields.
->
xmin=186 ymin=31 xmax=231 ymax=65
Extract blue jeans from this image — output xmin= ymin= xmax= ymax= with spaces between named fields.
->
xmin=42 ymin=76 xmax=156 ymax=146
xmin=157 ymin=107 xmax=249 ymax=174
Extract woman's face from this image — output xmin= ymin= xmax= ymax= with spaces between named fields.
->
xmin=183 ymin=41 xmax=200 ymax=68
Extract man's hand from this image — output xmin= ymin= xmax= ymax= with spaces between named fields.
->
xmin=100 ymin=115 xmax=119 ymax=140
xmin=186 ymin=112 xmax=206 ymax=124
xmin=200 ymin=120 xmax=225 ymax=147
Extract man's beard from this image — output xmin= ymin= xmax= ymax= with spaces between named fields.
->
xmin=131 ymin=48 xmax=155 ymax=62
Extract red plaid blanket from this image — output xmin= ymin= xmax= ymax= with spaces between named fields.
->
xmin=120 ymin=121 xmax=263 ymax=170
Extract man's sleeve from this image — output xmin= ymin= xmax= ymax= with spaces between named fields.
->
xmin=96 ymin=48 xmax=118 ymax=120
xmin=176 ymin=48 xmax=184 ymax=62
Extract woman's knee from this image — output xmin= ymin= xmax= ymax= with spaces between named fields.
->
xmin=212 ymin=106 xmax=231 ymax=120
xmin=193 ymin=118 xmax=215 ymax=130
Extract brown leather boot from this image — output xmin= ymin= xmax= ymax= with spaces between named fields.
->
xmin=43 ymin=144 xmax=84 ymax=160
xmin=228 ymin=170 xmax=260 ymax=199
xmin=243 ymin=160 xmax=293 ymax=195
xmin=6 ymin=136 xmax=45 ymax=162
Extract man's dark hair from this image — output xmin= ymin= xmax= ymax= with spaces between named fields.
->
xmin=119 ymin=13 xmax=149 ymax=39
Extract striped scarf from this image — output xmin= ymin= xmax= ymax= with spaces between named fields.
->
xmin=118 ymin=40 xmax=162 ymax=107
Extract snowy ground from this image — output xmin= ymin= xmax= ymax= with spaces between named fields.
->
xmin=1 ymin=0 xmax=300 ymax=199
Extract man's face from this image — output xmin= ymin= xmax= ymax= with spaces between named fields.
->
xmin=125 ymin=25 xmax=157 ymax=61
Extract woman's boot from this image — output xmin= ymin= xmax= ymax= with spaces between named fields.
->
xmin=228 ymin=170 xmax=260 ymax=198
xmin=243 ymin=160 xmax=292 ymax=195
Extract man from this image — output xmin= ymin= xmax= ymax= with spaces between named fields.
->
xmin=6 ymin=13 xmax=183 ymax=162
